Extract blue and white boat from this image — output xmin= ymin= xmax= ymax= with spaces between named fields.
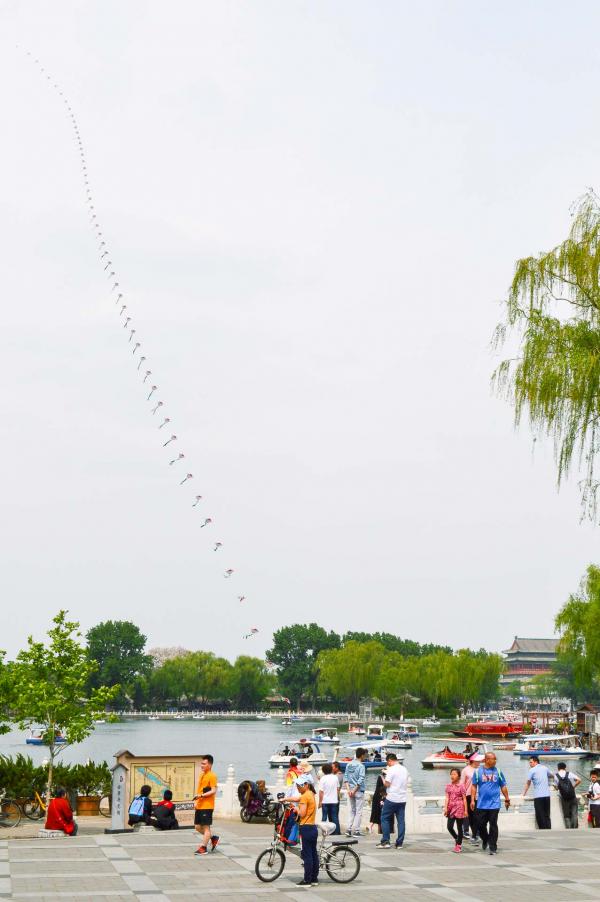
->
xmin=335 ymin=741 xmax=402 ymax=771
xmin=25 ymin=729 xmax=67 ymax=746
xmin=310 ymin=727 xmax=340 ymax=744
xmin=513 ymin=734 xmax=590 ymax=760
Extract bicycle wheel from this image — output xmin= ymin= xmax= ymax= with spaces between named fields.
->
xmin=99 ymin=795 xmax=111 ymax=818
xmin=240 ymin=806 xmax=253 ymax=823
xmin=255 ymin=847 xmax=286 ymax=882
xmin=324 ymin=845 xmax=360 ymax=883
xmin=0 ymin=799 xmax=22 ymax=829
xmin=22 ymin=799 xmax=44 ymax=820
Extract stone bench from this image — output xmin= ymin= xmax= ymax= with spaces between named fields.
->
xmin=132 ymin=824 xmax=158 ymax=834
xmin=38 ymin=829 xmax=67 ymax=839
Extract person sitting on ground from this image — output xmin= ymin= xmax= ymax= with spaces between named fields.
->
xmin=286 ymin=757 xmax=302 ymax=785
xmin=153 ymin=789 xmax=179 ymax=830
xmin=45 ymin=787 xmax=78 ymax=836
xmin=128 ymin=784 xmax=155 ymax=827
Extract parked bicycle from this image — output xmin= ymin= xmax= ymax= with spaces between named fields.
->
xmin=255 ymin=796 xmax=360 ymax=883
xmin=0 ymin=789 xmax=22 ymax=829
xmin=22 ymin=787 xmax=47 ymax=820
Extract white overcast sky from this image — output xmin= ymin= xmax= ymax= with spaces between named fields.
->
xmin=1 ymin=0 xmax=599 ymax=660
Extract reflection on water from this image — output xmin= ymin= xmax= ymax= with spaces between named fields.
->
xmin=1 ymin=721 xmax=596 ymax=794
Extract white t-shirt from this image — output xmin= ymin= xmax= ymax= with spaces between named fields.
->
xmin=385 ymin=763 xmax=408 ymax=803
xmin=318 ymin=773 xmax=339 ymax=805
xmin=589 ymin=780 xmax=600 ymax=803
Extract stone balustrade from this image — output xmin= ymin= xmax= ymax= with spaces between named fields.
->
xmin=213 ymin=765 xmax=580 ymax=832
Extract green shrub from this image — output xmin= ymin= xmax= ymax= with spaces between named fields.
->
xmin=71 ymin=761 xmax=111 ymax=796
xmin=0 ymin=754 xmax=45 ymax=798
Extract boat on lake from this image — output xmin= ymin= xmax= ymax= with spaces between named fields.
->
xmin=513 ymin=734 xmax=590 ymax=760
xmin=256 ymin=713 xmax=270 ymax=720
xmin=382 ymin=730 xmax=413 ymax=750
xmin=335 ymin=740 xmax=402 ymax=771
xmin=192 ymin=713 xmax=205 ymax=720
xmin=366 ymin=723 xmax=385 ymax=740
xmin=25 ymin=729 xmax=67 ymax=746
xmin=148 ymin=715 xmax=160 ymax=721
xmin=347 ymin=720 xmax=366 ymax=736
xmin=310 ymin=727 xmax=340 ymax=743
xmin=422 ymin=716 xmax=441 ymax=728
xmin=268 ymin=740 xmax=328 ymax=768
xmin=421 ymin=738 xmax=488 ymax=769
xmin=452 ymin=720 xmax=523 ymax=739
xmin=397 ymin=722 xmax=419 ymax=738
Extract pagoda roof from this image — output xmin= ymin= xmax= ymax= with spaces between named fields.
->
xmin=503 ymin=637 xmax=559 ymax=654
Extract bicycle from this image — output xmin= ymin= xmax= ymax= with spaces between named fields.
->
xmin=22 ymin=787 xmax=47 ymax=820
xmin=0 ymin=789 xmax=22 ymax=829
xmin=255 ymin=797 xmax=360 ymax=884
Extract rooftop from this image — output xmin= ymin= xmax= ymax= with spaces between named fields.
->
xmin=503 ymin=637 xmax=559 ymax=654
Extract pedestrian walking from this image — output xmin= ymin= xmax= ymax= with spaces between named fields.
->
xmin=294 ymin=775 xmax=320 ymax=887
xmin=369 ymin=772 xmax=394 ymax=836
xmin=522 ymin=755 xmax=552 ymax=829
xmin=460 ymin=754 xmax=479 ymax=842
xmin=375 ymin=752 xmax=408 ymax=850
xmin=444 ymin=767 xmax=468 ymax=853
xmin=470 ymin=752 xmax=510 ymax=855
xmin=332 ymin=760 xmax=344 ymax=793
xmin=587 ymin=768 xmax=600 ymax=827
xmin=344 ymin=747 xmax=367 ymax=837
xmin=554 ymin=762 xmax=581 ymax=829
xmin=193 ymin=754 xmax=219 ymax=855
xmin=318 ymin=763 xmax=340 ymax=835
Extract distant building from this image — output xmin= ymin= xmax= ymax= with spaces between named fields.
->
xmin=500 ymin=636 xmax=558 ymax=688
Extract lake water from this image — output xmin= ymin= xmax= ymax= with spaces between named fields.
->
xmin=2 ymin=719 xmax=597 ymax=795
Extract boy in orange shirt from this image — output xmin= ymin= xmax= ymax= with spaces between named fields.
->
xmin=194 ymin=754 xmax=219 ymax=855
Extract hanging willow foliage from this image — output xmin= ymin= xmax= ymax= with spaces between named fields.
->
xmin=493 ymin=190 xmax=600 ymax=519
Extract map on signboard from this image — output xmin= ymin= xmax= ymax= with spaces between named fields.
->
xmin=132 ymin=761 xmax=196 ymax=803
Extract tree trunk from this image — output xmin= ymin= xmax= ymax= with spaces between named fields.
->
xmin=46 ymin=747 xmax=55 ymax=803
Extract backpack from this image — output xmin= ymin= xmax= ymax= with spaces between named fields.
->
xmin=556 ymin=772 xmax=576 ymax=802
xmin=128 ymin=796 xmax=145 ymax=817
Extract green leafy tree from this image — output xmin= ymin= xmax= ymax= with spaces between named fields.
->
xmin=10 ymin=611 xmax=118 ymax=798
xmin=505 ymin=680 xmax=523 ymax=703
xmin=317 ymin=641 xmax=385 ymax=710
xmin=267 ymin=624 xmax=341 ymax=708
xmin=0 ymin=652 xmax=12 ymax=735
xmin=229 ymin=656 xmax=273 ymax=708
xmin=493 ymin=191 xmax=600 ymax=519
xmin=555 ymin=563 xmax=600 ymax=693
xmin=86 ymin=620 xmax=153 ymax=706
xmin=343 ymin=632 xmax=452 ymax=656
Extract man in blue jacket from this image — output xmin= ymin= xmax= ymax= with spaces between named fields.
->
xmin=344 ymin=748 xmax=366 ymax=836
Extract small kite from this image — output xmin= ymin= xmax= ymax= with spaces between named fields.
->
xmin=132 ymin=342 xmax=140 ymax=354
xmin=123 ymin=316 xmax=131 ymax=329
xmin=200 ymin=517 xmax=212 ymax=528
xmin=192 ymin=495 xmax=202 ymax=506
xmin=214 ymin=542 xmax=222 ymax=551
xmin=143 ymin=370 xmax=152 ymax=383
xmin=147 ymin=385 xmax=158 ymax=400
xmin=163 ymin=434 xmax=177 ymax=447
xmin=224 ymin=569 xmax=234 ymax=578
xmin=180 ymin=473 xmax=193 ymax=485
xmin=128 ymin=329 xmax=136 ymax=342
xmin=244 ymin=628 xmax=259 ymax=639
xmin=238 ymin=596 xmax=246 ymax=603
xmin=151 ymin=400 xmax=163 ymax=414
xmin=119 ymin=305 xmax=126 ymax=316
xmin=137 ymin=356 xmax=146 ymax=371
xmin=169 ymin=452 xmax=185 ymax=466
xmin=103 ymin=261 xmax=112 ymax=271
xmin=158 ymin=416 xmax=171 ymax=429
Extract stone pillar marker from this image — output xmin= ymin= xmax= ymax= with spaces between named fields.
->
xmin=109 ymin=763 xmax=127 ymax=832
xmin=220 ymin=765 xmax=235 ymax=817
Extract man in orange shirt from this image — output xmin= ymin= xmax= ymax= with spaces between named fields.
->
xmin=194 ymin=754 xmax=219 ymax=855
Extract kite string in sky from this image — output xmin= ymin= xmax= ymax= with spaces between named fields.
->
xmin=18 ymin=45 xmax=259 ymax=641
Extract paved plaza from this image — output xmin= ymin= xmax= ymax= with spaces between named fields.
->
xmin=1 ymin=822 xmax=600 ymax=902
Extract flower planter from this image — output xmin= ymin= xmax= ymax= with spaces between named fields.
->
xmin=76 ymin=795 xmax=100 ymax=816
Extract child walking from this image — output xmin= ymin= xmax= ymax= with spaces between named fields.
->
xmin=444 ymin=767 xmax=468 ymax=853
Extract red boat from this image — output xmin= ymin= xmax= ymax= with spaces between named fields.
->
xmin=451 ymin=721 xmax=523 ymax=739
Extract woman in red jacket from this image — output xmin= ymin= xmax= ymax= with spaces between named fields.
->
xmin=45 ymin=788 xmax=78 ymax=835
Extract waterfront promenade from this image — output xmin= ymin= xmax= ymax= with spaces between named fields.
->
xmin=2 ymin=822 xmax=600 ymax=901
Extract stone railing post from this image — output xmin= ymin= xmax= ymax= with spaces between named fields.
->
xmin=275 ymin=766 xmax=285 ymax=791
xmin=550 ymin=789 xmax=566 ymax=831
xmin=220 ymin=764 xmax=235 ymax=818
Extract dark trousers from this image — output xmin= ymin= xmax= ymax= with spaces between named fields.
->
xmin=590 ymin=803 xmax=600 ymax=827
xmin=464 ymin=806 xmax=478 ymax=838
xmin=300 ymin=825 xmax=319 ymax=883
xmin=561 ymin=798 xmax=578 ymax=828
xmin=533 ymin=796 xmax=551 ymax=829
xmin=321 ymin=803 xmax=340 ymax=835
xmin=446 ymin=816 xmax=463 ymax=846
xmin=381 ymin=800 xmax=406 ymax=846
xmin=477 ymin=808 xmax=499 ymax=851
